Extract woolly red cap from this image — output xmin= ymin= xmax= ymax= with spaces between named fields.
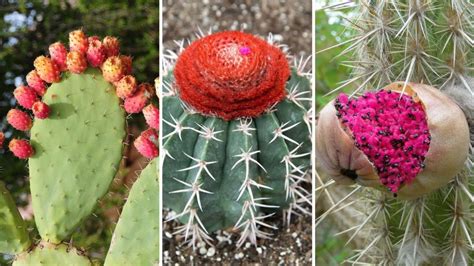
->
xmin=174 ymin=31 xmax=290 ymax=120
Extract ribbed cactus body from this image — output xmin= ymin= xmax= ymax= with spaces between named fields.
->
xmin=317 ymin=0 xmax=473 ymax=264
xmin=163 ymin=46 xmax=312 ymax=246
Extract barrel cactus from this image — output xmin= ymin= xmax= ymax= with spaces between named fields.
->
xmin=162 ymin=30 xmax=312 ymax=248
xmin=0 ymin=30 xmax=159 ymax=265
xmin=316 ymin=0 xmax=473 ymax=264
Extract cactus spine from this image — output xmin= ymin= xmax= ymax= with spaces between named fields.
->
xmin=0 ymin=30 xmax=159 ymax=264
xmin=317 ymin=0 xmax=473 ymax=265
xmin=163 ymin=31 xmax=313 ymax=248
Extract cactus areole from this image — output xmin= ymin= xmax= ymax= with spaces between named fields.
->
xmin=174 ymin=31 xmax=290 ymax=120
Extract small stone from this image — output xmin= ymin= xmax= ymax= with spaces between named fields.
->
xmin=199 ymin=247 xmax=207 ymax=255
xmin=292 ymin=232 xmax=298 ymax=238
xmin=234 ymin=252 xmax=244 ymax=260
xmin=207 ymin=247 xmax=216 ymax=257
xmin=256 ymin=247 xmax=263 ymax=254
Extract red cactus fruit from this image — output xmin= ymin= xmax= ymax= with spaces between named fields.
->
xmin=102 ymin=56 xmax=125 ymax=83
xmin=103 ymin=36 xmax=120 ymax=57
xmin=14 ymin=85 xmax=38 ymax=109
xmin=143 ymin=104 xmax=159 ymax=130
xmin=26 ymin=70 xmax=47 ymax=96
xmin=86 ymin=39 xmax=106 ymax=67
xmin=140 ymin=83 xmax=155 ymax=98
xmin=9 ymin=139 xmax=34 ymax=159
xmin=49 ymin=42 xmax=68 ymax=71
xmin=67 ymin=51 xmax=88 ymax=74
xmin=69 ymin=29 xmax=88 ymax=54
xmin=115 ymin=75 xmax=137 ymax=99
xmin=120 ymin=55 xmax=133 ymax=75
xmin=174 ymin=31 xmax=290 ymax=120
xmin=134 ymin=129 xmax=158 ymax=159
xmin=7 ymin=109 xmax=32 ymax=131
xmin=142 ymin=128 xmax=158 ymax=145
xmin=124 ymin=84 xmax=149 ymax=114
xmin=34 ymin=56 xmax=60 ymax=83
xmin=0 ymin=132 xmax=4 ymax=147
xmin=316 ymin=82 xmax=470 ymax=199
xmin=32 ymin=102 xmax=50 ymax=119
xmin=88 ymin=36 xmax=100 ymax=43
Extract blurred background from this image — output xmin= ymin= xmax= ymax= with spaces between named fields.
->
xmin=163 ymin=0 xmax=311 ymax=57
xmin=0 ymin=0 xmax=158 ymax=263
xmin=163 ymin=0 xmax=313 ymax=264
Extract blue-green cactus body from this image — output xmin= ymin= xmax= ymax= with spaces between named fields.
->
xmin=163 ymin=68 xmax=312 ymax=246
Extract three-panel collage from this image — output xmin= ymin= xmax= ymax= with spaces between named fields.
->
xmin=0 ymin=0 xmax=472 ymax=265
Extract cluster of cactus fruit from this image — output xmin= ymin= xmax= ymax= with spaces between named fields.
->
xmin=162 ymin=31 xmax=313 ymax=248
xmin=0 ymin=30 xmax=159 ymax=265
xmin=4 ymin=29 xmax=159 ymax=160
xmin=317 ymin=0 xmax=473 ymax=264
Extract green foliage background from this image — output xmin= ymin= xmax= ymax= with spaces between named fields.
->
xmin=0 ymin=0 xmax=158 ymax=264
xmin=315 ymin=8 xmax=352 ymax=110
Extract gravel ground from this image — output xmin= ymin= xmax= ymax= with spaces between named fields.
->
xmin=162 ymin=1 xmax=312 ymax=264
xmin=163 ymin=206 xmax=312 ymax=265
xmin=163 ymin=0 xmax=312 ymax=56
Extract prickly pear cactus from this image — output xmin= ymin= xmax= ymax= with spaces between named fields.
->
xmin=0 ymin=182 xmax=30 ymax=255
xmin=162 ymin=31 xmax=313 ymax=247
xmin=105 ymin=159 xmax=159 ymax=266
xmin=316 ymin=1 xmax=473 ymax=264
xmin=1 ymin=30 xmax=159 ymax=264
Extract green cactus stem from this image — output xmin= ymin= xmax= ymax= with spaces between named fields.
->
xmin=0 ymin=181 xmax=30 ymax=254
xmin=13 ymin=242 xmax=91 ymax=266
xmin=105 ymin=158 xmax=159 ymax=266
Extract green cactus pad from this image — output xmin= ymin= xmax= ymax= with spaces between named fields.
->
xmin=29 ymin=68 xmax=126 ymax=243
xmin=163 ymin=67 xmax=312 ymax=241
xmin=104 ymin=158 xmax=159 ymax=266
xmin=0 ymin=181 xmax=30 ymax=254
xmin=13 ymin=242 xmax=91 ymax=266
